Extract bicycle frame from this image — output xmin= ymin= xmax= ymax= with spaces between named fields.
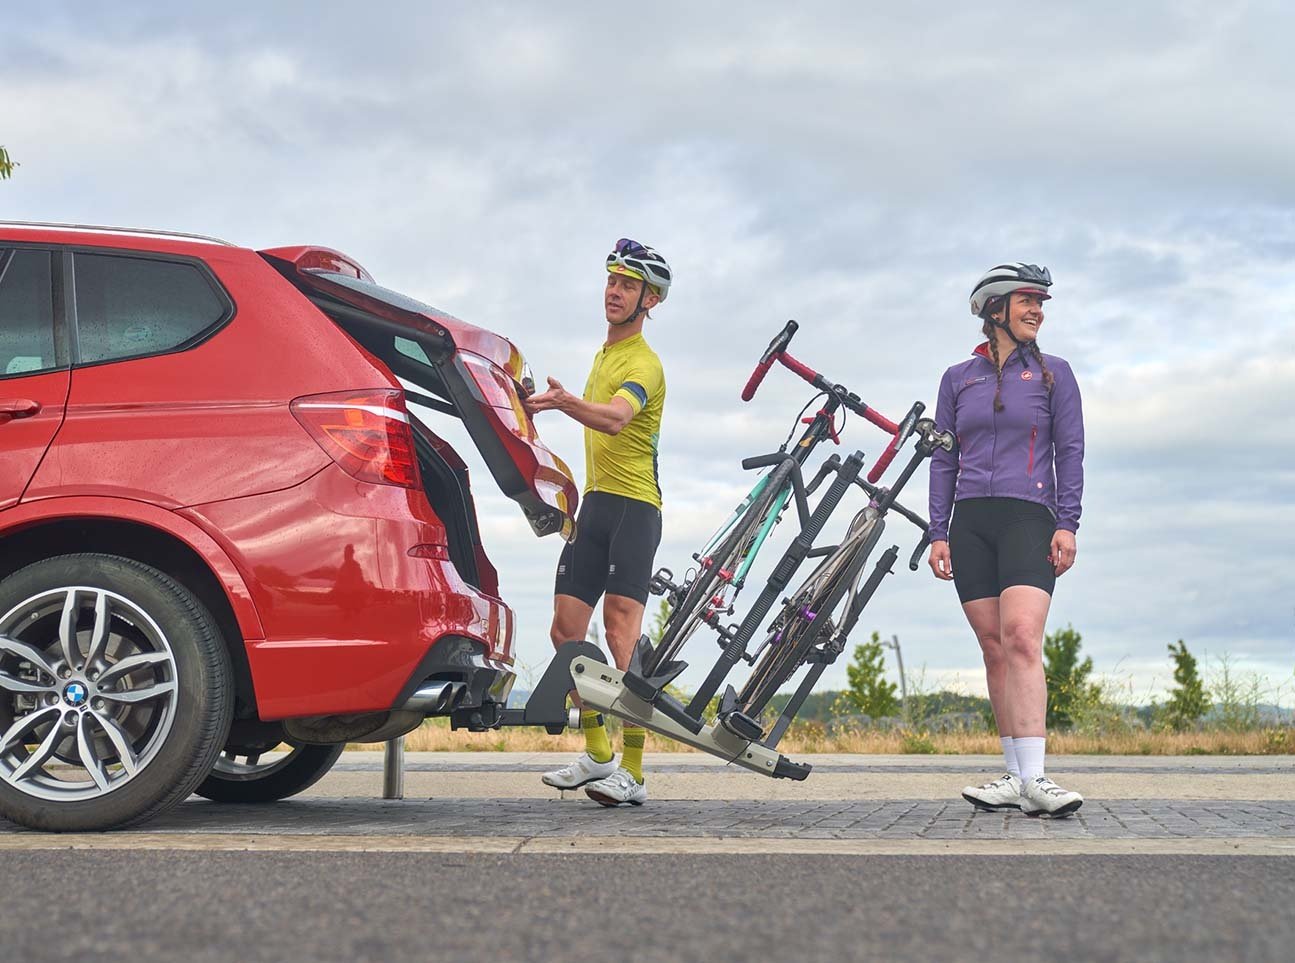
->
xmin=672 ymin=390 xmax=848 ymax=596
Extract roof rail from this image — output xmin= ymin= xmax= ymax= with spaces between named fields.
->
xmin=0 ymin=220 xmax=235 ymax=246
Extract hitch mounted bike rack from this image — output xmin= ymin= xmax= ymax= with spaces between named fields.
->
xmin=569 ymin=654 xmax=811 ymax=781
xmin=449 ymin=639 xmax=607 ymax=734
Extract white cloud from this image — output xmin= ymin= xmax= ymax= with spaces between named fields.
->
xmin=3 ymin=2 xmax=1292 ymax=703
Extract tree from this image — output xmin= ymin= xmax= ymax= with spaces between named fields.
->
xmin=1043 ymin=624 xmax=1100 ymax=730
xmin=647 ymin=598 xmax=671 ymax=647
xmin=844 ymin=631 xmax=900 ymax=718
xmin=1161 ymin=639 xmax=1209 ymax=731
xmin=0 ymin=146 xmax=18 ymax=180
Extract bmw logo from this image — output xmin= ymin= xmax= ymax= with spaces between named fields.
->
xmin=63 ymin=682 xmax=88 ymax=707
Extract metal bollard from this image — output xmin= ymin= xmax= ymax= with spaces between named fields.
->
xmin=382 ymin=736 xmax=405 ymax=799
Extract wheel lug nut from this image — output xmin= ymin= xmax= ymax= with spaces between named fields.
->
xmin=92 ymin=699 xmax=105 ymax=710
xmin=63 ymin=711 xmax=77 ymax=726
xmin=59 ymin=668 xmax=71 ymax=679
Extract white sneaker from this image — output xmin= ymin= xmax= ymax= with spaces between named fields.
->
xmin=1019 ymin=775 xmax=1084 ymax=818
xmin=961 ymin=772 xmax=1023 ymax=811
xmin=541 ymin=752 xmax=617 ymax=790
xmin=584 ymin=767 xmax=648 ymax=807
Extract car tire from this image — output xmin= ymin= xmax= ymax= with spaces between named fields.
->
xmin=195 ymin=742 xmax=345 ymax=803
xmin=0 ymin=554 xmax=233 ymax=832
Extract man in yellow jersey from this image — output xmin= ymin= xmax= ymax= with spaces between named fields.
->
xmin=523 ymin=238 xmax=671 ymax=806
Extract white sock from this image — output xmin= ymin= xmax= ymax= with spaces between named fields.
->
xmin=1000 ymin=736 xmax=1020 ymax=778
xmin=1014 ymin=737 xmax=1046 ymax=782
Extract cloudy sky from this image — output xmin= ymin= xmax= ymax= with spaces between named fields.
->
xmin=4 ymin=1 xmax=1292 ymax=703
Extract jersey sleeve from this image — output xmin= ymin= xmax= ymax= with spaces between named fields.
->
xmin=613 ymin=353 xmax=664 ymax=416
xmin=927 ymin=367 xmax=958 ymax=542
xmin=1051 ymin=358 xmax=1085 ymax=533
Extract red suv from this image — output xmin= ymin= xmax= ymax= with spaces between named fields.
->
xmin=0 ymin=222 xmax=578 ymax=831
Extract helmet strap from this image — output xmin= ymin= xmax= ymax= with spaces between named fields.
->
xmin=989 ymin=296 xmax=1029 ymax=365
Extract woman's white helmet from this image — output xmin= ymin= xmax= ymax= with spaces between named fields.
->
xmin=607 ymin=238 xmax=672 ymax=302
xmin=969 ymin=263 xmax=1052 ymax=316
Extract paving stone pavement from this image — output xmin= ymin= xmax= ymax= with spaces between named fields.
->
xmin=333 ymin=759 xmax=1294 ymax=776
xmin=4 ymin=796 xmax=1290 ymax=840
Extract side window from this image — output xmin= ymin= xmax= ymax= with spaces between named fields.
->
xmin=0 ymin=249 xmax=58 ymax=378
xmin=73 ymin=253 xmax=229 ymax=365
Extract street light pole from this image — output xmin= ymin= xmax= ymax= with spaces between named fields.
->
xmin=883 ymin=634 xmax=907 ymax=718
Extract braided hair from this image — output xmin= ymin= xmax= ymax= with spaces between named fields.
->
xmin=980 ymin=296 xmax=1055 ymax=412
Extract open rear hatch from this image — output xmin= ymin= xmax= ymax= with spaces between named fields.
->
xmin=262 ymin=246 xmax=578 ymax=540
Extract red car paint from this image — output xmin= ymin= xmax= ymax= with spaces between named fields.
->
xmin=0 ymin=223 xmax=577 ymax=722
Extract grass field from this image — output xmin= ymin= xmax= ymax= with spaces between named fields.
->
xmin=355 ymin=718 xmax=1294 ymax=755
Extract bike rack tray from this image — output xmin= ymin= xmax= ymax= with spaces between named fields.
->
xmin=569 ymin=655 xmax=811 ymax=781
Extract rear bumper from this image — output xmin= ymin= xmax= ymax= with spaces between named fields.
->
xmin=181 ymin=464 xmax=516 ymax=719
xmin=392 ymin=633 xmax=516 ymax=713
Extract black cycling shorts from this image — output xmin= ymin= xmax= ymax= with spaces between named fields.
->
xmin=949 ymin=497 xmax=1057 ymax=604
xmin=555 ymin=492 xmax=663 ymax=607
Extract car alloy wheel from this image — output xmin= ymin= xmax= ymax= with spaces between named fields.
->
xmin=0 ymin=586 xmax=180 ymax=802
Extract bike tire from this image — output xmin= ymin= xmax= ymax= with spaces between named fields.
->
xmin=646 ymin=459 xmax=797 ymax=675
xmin=737 ymin=515 xmax=882 ymax=715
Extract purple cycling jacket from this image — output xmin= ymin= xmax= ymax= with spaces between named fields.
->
xmin=928 ymin=342 xmax=1085 ymax=542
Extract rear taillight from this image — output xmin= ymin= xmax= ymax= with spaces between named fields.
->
xmin=291 ymin=389 xmax=421 ymax=489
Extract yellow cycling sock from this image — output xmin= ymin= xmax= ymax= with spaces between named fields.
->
xmin=581 ymin=710 xmax=614 ymax=764
xmin=622 ymin=726 xmax=646 ymax=784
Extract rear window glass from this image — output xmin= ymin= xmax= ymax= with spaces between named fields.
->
xmin=395 ymin=336 xmax=432 ymax=365
xmin=0 ymin=249 xmax=58 ymax=378
xmin=73 ymin=253 xmax=229 ymax=364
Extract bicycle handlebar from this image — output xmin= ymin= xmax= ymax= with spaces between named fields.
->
xmin=741 ymin=320 xmax=799 ymax=401
xmin=741 ymin=322 xmax=900 ymax=438
xmin=866 ymin=402 xmax=925 ymax=484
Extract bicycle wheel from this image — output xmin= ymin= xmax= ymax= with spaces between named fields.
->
xmin=646 ymin=459 xmax=796 ymax=675
xmin=737 ymin=511 xmax=882 ymax=715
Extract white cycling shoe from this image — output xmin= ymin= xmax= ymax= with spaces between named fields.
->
xmin=1019 ymin=775 xmax=1084 ymax=818
xmin=541 ymin=752 xmax=618 ymax=790
xmin=584 ymin=767 xmax=648 ymax=807
xmin=961 ymin=772 xmax=1023 ymax=811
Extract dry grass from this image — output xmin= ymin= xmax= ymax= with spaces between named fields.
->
xmin=353 ymin=718 xmax=1294 ymax=755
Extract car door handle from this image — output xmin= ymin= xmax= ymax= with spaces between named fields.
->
xmin=0 ymin=399 xmax=42 ymax=424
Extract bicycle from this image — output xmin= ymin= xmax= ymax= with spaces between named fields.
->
xmin=623 ymin=321 xmax=928 ymax=732
xmin=719 ymin=415 xmax=954 ymax=749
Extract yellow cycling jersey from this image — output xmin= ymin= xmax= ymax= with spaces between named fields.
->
xmin=582 ymin=332 xmax=666 ymax=509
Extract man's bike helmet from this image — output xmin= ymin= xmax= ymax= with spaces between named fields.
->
xmin=607 ymin=238 xmax=672 ymax=302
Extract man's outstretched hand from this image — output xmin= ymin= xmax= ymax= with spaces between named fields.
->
xmin=525 ymin=376 xmax=574 ymax=414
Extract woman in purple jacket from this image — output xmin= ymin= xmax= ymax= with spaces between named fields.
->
xmin=927 ymin=263 xmax=1085 ymax=818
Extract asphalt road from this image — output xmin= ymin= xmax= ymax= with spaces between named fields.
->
xmin=1 ymin=851 xmax=1290 ymax=963
xmin=3 ymin=755 xmax=1291 ymax=962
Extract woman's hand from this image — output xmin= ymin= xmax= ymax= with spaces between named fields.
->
xmin=928 ymin=540 xmax=954 ymax=581
xmin=1049 ymin=529 xmax=1077 ymax=576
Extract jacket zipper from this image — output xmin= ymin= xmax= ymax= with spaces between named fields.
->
xmin=1027 ymin=425 xmax=1037 ymax=475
